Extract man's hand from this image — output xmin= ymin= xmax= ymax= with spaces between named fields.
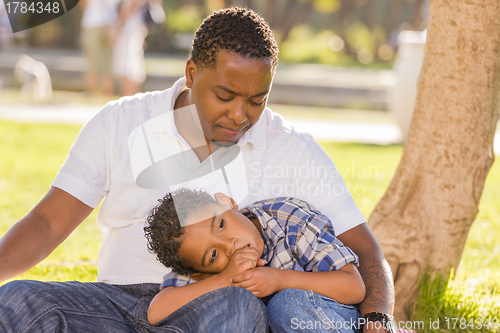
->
xmin=218 ymin=247 xmax=264 ymax=285
xmin=231 ymin=266 xmax=282 ymax=297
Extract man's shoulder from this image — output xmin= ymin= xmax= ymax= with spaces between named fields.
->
xmin=88 ymin=89 xmax=173 ymax=131
xmin=256 ymin=107 xmax=317 ymax=148
xmin=103 ymin=90 xmax=167 ymax=116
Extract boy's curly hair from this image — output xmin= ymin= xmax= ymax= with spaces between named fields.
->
xmin=191 ymin=7 xmax=279 ymax=73
xmin=144 ymin=188 xmax=217 ymax=276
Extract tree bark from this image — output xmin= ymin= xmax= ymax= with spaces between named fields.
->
xmin=369 ymin=0 xmax=500 ymax=321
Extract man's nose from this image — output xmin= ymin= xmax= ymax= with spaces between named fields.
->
xmin=227 ymin=100 xmax=247 ymax=124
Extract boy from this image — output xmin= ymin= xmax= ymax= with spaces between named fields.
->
xmin=144 ymin=188 xmax=365 ymax=332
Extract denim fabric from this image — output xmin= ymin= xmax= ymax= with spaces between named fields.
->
xmin=0 ymin=281 xmax=268 ymax=333
xmin=267 ymin=289 xmax=361 ymax=333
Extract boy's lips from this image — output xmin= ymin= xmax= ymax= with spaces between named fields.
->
xmin=246 ymin=243 xmax=261 ymax=255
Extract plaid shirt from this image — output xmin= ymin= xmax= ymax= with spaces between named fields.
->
xmin=161 ymin=197 xmax=359 ymax=289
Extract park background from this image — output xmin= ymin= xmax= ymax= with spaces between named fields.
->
xmin=0 ymin=0 xmax=499 ymax=331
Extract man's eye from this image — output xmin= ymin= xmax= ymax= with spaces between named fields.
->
xmin=217 ymin=95 xmax=232 ymax=102
xmin=250 ymin=100 xmax=265 ymax=106
xmin=218 ymin=219 xmax=224 ymax=232
xmin=210 ymin=249 xmax=217 ymax=262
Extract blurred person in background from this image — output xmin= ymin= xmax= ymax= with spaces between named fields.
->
xmin=113 ymin=0 xmax=150 ymax=96
xmin=0 ymin=0 xmax=13 ymax=50
xmin=80 ymin=0 xmax=119 ymax=96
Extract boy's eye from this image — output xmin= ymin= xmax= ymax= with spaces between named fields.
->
xmin=218 ymin=219 xmax=224 ymax=232
xmin=210 ymin=249 xmax=217 ymax=262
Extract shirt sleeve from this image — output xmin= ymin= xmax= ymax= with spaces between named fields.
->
xmin=291 ymin=202 xmax=359 ymax=272
xmin=51 ymin=106 xmax=112 ymax=208
xmin=160 ymin=271 xmax=197 ymax=289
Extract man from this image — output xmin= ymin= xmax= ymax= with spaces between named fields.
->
xmin=0 ymin=7 xmax=394 ymax=333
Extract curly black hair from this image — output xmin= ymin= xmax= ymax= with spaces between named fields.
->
xmin=144 ymin=188 xmax=217 ymax=276
xmin=191 ymin=7 xmax=279 ymax=73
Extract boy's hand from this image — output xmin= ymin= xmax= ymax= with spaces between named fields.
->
xmin=231 ymin=266 xmax=283 ymax=297
xmin=218 ymin=247 xmax=261 ymax=285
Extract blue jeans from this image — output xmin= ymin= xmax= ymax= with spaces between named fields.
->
xmin=267 ymin=289 xmax=361 ymax=333
xmin=0 ymin=281 xmax=268 ymax=333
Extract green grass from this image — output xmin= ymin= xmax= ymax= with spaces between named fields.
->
xmin=0 ymin=120 xmax=499 ymax=328
xmin=0 ymin=121 xmax=101 ymax=284
xmin=269 ymin=104 xmax=395 ymax=123
xmin=412 ymin=270 xmax=500 ymax=333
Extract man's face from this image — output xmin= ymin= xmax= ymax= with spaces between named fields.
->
xmin=179 ymin=203 xmax=264 ymax=274
xmin=185 ymin=51 xmax=274 ymax=144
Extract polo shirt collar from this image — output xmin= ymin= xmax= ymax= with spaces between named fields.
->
xmin=147 ymin=77 xmax=268 ymax=151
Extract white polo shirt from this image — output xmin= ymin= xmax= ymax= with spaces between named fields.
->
xmin=52 ymin=78 xmax=366 ymax=285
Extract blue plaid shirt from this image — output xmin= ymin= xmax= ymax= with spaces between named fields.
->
xmin=161 ymin=197 xmax=359 ymax=289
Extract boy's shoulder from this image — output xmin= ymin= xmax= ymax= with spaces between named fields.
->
xmin=242 ymin=196 xmax=329 ymax=231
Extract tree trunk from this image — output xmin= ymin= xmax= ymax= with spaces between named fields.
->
xmin=369 ymin=0 xmax=500 ymax=322
xmin=279 ymin=0 xmax=314 ymax=43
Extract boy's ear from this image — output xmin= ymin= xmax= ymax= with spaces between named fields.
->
xmin=214 ymin=192 xmax=238 ymax=210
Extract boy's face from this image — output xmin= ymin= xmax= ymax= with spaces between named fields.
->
xmin=184 ymin=51 xmax=273 ymax=144
xmin=179 ymin=202 xmax=264 ymax=274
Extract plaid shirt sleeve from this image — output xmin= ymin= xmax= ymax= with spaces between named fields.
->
xmin=269 ymin=198 xmax=359 ymax=272
xmin=160 ymin=271 xmax=197 ymax=289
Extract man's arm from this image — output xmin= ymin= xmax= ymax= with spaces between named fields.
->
xmin=337 ymin=223 xmax=395 ymax=332
xmin=0 ymin=187 xmax=93 ymax=282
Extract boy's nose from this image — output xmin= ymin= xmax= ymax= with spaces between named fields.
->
xmin=225 ymin=238 xmax=237 ymax=258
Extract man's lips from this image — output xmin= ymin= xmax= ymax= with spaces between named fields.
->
xmin=219 ymin=125 xmax=247 ymax=137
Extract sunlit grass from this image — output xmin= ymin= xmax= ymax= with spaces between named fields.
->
xmin=412 ymin=270 xmax=500 ymax=333
xmin=0 ymin=121 xmax=101 ymax=285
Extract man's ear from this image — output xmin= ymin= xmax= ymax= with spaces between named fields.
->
xmin=214 ymin=192 xmax=238 ymax=210
xmin=185 ymin=58 xmax=197 ymax=88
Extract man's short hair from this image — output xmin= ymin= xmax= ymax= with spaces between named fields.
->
xmin=191 ymin=7 xmax=279 ymax=73
xmin=144 ymin=188 xmax=217 ymax=276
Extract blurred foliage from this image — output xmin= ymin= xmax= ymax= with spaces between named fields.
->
xmin=13 ymin=0 xmax=428 ymax=67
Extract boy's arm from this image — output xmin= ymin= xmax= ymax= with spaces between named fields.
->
xmin=231 ymin=262 xmax=365 ymax=305
xmin=148 ymin=247 xmax=261 ymax=325
xmin=148 ymin=274 xmax=229 ymax=325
